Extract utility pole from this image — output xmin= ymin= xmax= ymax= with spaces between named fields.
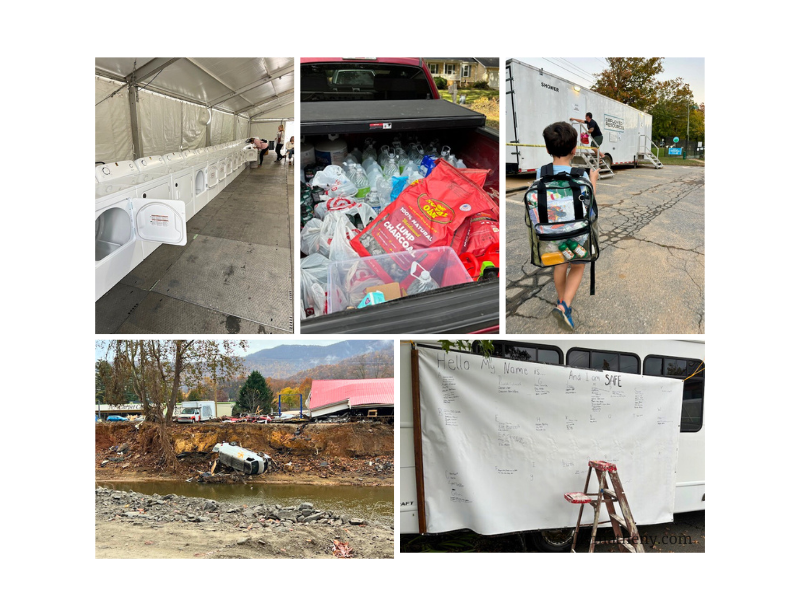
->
xmin=684 ymin=99 xmax=690 ymax=160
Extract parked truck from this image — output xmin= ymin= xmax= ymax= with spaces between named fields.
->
xmin=175 ymin=400 xmax=216 ymax=423
xmin=300 ymin=57 xmax=500 ymax=334
xmin=505 ymin=59 xmax=663 ymax=177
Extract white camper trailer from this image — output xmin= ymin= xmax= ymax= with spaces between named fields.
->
xmin=505 ymin=59 xmax=663 ymax=177
xmin=399 ymin=339 xmax=704 ymax=551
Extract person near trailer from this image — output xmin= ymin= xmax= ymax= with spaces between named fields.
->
xmin=274 ymin=125 xmax=285 ymax=162
xmin=570 ymin=112 xmax=605 ymax=160
xmin=540 ymin=121 xmax=598 ymax=330
xmin=249 ymin=137 xmax=270 ymax=166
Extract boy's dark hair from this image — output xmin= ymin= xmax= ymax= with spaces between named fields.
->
xmin=543 ymin=122 xmax=578 ymax=157
xmin=586 ymin=112 xmax=593 ymax=119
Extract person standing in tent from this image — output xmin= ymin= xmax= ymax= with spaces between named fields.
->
xmin=250 ymin=136 xmax=269 ymax=166
xmin=285 ymin=136 xmax=295 ymax=163
xmin=274 ymin=125 xmax=285 ymax=162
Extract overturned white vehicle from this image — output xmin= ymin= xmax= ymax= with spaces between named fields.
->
xmin=212 ymin=442 xmax=273 ymax=475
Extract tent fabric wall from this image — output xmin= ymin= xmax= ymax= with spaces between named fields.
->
xmin=182 ymin=103 xmax=208 ymax=150
xmin=95 ymin=77 xmax=134 ymax=163
xmin=236 ymin=116 xmax=250 ymax=140
xmin=250 ymin=119 xmax=293 ymax=143
xmin=210 ymin=110 xmax=236 ymax=145
xmin=139 ymin=90 xmax=182 ymax=157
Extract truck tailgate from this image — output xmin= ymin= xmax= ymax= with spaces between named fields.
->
xmin=300 ymin=279 xmax=499 ymax=334
xmin=301 ymin=99 xmax=486 ymax=134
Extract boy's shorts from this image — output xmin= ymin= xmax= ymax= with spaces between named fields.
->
xmin=591 ymin=135 xmax=603 ymax=147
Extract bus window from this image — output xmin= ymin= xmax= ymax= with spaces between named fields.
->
xmin=473 ymin=341 xmax=562 ymax=365
xmin=644 ymin=355 xmax=704 ymax=433
xmin=567 ymin=348 xmax=640 ymax=374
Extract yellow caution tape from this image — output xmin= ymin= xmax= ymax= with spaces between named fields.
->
xmin=507 ymin=143 xmax=595 ymax=150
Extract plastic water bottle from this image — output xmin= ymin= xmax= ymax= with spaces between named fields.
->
xmin=441 ymin=145 xmax=457 ymax=167
xmin=343 ymin=157 xmax=358 ymax=179
xmin=362 ymin=156 xmax=377 ymax=171
xmin=425 ymin=143 xmax=440 ymax=159
xmin=376 ymin=176 xmax=393 ymax=207
xmin=455 ymin=158 xmax=467 ymax=169
xmin=352 ymin=166 xmax=370 ymax=199
xmin=351 ymin=147 xmax=363 ymax=162
xmin=363 ymin=142 xmax=378 ymax=162
xmin=365 ymin=191 xmax=382 ymax=210
xmin=409 ymin=144 xmax=422 ymax=163
xmin=397 ymin=153 xmax=409 ymax=174
xmin=379 ymin=145 xmax=391 ymax=166
xmin=405 ymin=164 xmax=423 ymax=184
xmin=367 ymin=167 xmax=383 ymax=189
xmin=384 ymin=155 xmax=399 ymax=179
xmin=407 ymin=268 xmax=439 ymax=295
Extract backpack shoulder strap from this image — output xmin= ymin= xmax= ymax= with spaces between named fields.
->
xmin=570 ymin=167 xmax=588 ymax=179
xmin=536 ymin=163 xmax=553 ymax=224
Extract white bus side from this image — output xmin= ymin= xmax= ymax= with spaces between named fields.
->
xmin=399 ymin=339 xmax=705 ymax=535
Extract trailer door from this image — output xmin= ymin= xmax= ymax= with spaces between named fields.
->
xmin=638 ymin=112 xmax=648 ymax=154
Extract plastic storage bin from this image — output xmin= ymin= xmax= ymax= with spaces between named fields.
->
xmin=327 ymin=246 xmax=472 ymax=313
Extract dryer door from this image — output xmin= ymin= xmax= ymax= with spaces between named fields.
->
xmin=132 ymin=198 xmax=187 ymax=246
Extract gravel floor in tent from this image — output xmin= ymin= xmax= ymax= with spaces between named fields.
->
xmin=96 ymin=159 xmax=294 ymax=334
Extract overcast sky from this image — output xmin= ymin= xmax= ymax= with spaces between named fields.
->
xmin=95 ymin=339 xmax=346 ymax=360
xmin=515 ymin=58 xmax=705 ymax=104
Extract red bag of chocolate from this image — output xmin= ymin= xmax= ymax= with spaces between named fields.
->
xmin=350 ymin=159 xmax=496 ymax=265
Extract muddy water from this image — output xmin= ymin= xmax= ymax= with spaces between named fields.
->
xmin=102 ymin=481 xmax=394 ymax=526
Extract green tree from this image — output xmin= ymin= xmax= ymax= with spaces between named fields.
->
xmin=592 ymin=57 xmax=664 ymax=111
xmin=650 ymin=77 xmax=699 ymax=143
xmin=186 ymin=388 xmax=204 ymax=402
xmin=236 ymin=371 xmax=273 ymax=415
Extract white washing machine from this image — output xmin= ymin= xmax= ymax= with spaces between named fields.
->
xmin=182 ymin=149 xmax=211 ymax=211
xmin=131 ymin=156 xmax=177 ymax=259
xmin=95 ymin=162 xmax=188 ymax=301
xmin=163 ymin=152 xmax=196 ymax=220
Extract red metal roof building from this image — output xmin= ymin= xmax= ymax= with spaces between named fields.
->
xmin=308 ymin=378 xmax=394 ymax=418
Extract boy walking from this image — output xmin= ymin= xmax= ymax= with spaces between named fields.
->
xmin=540 ymin=122 xmax=598 ymax=330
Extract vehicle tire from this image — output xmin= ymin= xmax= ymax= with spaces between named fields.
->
xmin=603 ymin=155 xmax=612 ymax=170
xmin=526 ymin=528 xmax=576 ymax=552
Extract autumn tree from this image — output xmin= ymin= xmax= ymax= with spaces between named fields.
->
xmin=236 ymin=371 xmax=273 ymax=415
xmin=592 ymin=57 xmax=664 ymax=111
xmin=277 ymin=387 xmax=303 ymax=410
xmin=99 ymin=340 xmax=247 ymax=470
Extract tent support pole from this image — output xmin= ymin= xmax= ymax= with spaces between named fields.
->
xmin=128 ymin=84 xmax=142 ymax=160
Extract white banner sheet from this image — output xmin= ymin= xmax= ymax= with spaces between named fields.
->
xmin=417 ymin=346 xmax=683 ymax=535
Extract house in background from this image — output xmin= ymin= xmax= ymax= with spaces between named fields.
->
xmin=423 ymin=57 xmax=500 ymax=89
xmin=307 ymin=378 xmax=394 ymax=419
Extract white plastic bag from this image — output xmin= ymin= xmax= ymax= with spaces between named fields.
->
xmin=300 ymin=218 xmax=323 ymax=256
xmin=300 ymin=254 xmax=330 ymax=316
xmin=328 ymin=214 xmax=360 ymax=262
xmin=310 ymin=165 xmax=358 ymax=197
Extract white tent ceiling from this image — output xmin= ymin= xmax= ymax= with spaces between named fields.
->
xmin=95 ymin=57 xmax=294 ymax=162
xmin=95 ymin=57 xmax=294 ymax=118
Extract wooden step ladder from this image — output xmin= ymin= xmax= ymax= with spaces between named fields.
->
xmin=564 ymin=460 xmax=645 ymax=553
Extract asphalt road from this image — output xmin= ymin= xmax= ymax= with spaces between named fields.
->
xmin=506 ymin=165 xmax=705 ymax=334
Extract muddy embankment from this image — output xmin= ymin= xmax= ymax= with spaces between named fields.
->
xmin=95 ymin=422 xmax=394 ymax=486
